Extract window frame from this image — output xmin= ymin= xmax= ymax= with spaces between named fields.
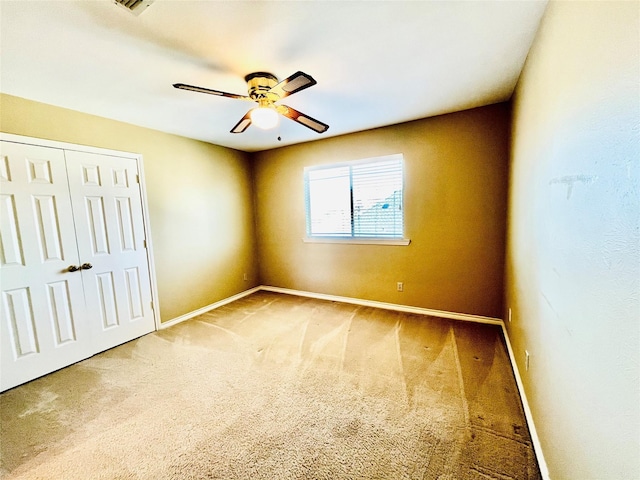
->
xmin=303 ymin=154 xmax=410 ymax=246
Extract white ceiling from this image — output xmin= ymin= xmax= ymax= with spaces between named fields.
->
xmin=0 ymin=0 xmax=547 ymax=152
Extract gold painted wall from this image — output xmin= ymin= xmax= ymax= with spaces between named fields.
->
xmin=0 ymin=93 xmax=259 ymax=322
xmin=253 ymin=104 xmax=510 ymax=318
xmin=506 ymin=1 xmax=640 ymax=478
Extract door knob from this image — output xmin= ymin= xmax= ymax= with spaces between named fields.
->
xmin=67 ymin=263 xmax=92 ymax=272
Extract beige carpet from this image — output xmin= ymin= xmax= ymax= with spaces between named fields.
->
xmin=0 ymin=291 xmax=540 ymax=479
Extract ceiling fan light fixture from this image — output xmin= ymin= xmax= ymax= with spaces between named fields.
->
xmin=250 ymin=106 xmax=279 ymax=130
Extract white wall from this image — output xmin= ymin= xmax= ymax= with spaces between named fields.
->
xmin=506 ymin=1 xmax=640 ymax=478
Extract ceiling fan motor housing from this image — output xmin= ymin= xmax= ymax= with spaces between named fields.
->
xmin=245 ymin=72 xmax=279 ymax=104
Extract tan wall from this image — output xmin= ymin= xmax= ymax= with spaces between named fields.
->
xmin=253 ymin=104 xmax=510 ymax=318
xmin=0 ymin=94 xmax=259 ymax=322
xmin=506 ymin=2 xmax=640 ymax=478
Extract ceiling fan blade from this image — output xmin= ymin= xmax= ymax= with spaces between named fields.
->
xmin=269 ymin=71 xmax=317 ymax=99
xmin=230 ymin=110 xmax=252 ymax=134
xmin=173 ymin=83 xmax=251 ymax=101
xmin=276 ymin=105 xmax=329 ymax=133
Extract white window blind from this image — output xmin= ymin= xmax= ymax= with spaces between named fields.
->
xmin=304 ymin=154 xmax=404 ymax=239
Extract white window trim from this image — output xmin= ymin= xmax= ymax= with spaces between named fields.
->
xmin=303 ymin=236 xmax=411 ymax=246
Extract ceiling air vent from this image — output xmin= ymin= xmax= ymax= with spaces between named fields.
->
xmin=114 ymin=0 xmax=155 ymax=16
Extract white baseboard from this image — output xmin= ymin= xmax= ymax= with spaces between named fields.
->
xmin=500 ymin=324 xmax=550 ymax=479
xmin=159 ymin=284 xmax=548 ymax=478
xmin=260 ymin=285 xmax=503 ymax=325
xmin=159 ymin=286 xmax=261 ymax=329
xmin=162 ymin=284 xmax=501 ymax=330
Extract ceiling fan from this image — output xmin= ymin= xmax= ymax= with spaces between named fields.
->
xmin=173 ymin=71 xmax=329 ymax=134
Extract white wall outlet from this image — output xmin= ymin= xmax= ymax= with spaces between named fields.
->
xmin=243 ymin=273 xmax=248 ymax=281
xmin=525 ymin=350 xmax=530 ymax=371
xmin=397 ymin=282 xmax=404 ymax=292
xmin=508 ymin=308 xmax=512 ymax=323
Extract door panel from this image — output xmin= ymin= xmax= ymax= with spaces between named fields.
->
xmin=95 ymin=271 xmax=119 ymax=329
xmin=65 ymin=150 xmax=155 ymax=353
xmin=115 ymin=197 xmax=136 ymax=251
xmin=0 ymin=193 xmax=24 ymax=266
xmin=46 ymin=280 xmax=77 ymax=344
xmin=85 ymin=196 xmax=111 ymax=255
xmin=0 ymin=142 xmax=90 ymax=391
xmin=4 ymin=287 xmax=39 ymax=357
xmin=33 ymin=194 xmax=65 ymax=261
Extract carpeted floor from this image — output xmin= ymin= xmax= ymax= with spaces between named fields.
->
xmin=0 ymin=291 xmax=541 ymax=479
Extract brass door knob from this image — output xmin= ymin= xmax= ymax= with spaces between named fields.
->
xmin=67 ymin=265 xmax=80 ymax=272
xmin=81 ymin=263 xmax=93 ymax=270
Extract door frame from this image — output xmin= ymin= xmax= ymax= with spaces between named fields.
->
xmin=0 ymin=132 xmax=162 ymax=331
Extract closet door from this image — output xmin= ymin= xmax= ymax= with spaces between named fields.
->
xmin=65 ymin=150 xmax=155 ymax=353
xmin=0 ymin=142 xmax=92 ymax=391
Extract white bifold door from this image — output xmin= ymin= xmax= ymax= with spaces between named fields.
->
xmin=0 ymin=140 xmax=156 ymax=392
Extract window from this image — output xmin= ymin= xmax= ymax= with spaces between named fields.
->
xmin=304 ymin=154 xmax=408 ymax=244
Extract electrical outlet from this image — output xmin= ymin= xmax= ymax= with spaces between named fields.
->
xmin=397 ymin=282 xmax=404 ymax=292
xmin=508 ymin=308 xmax=512 ymax=323
xmin=525 ymin=350 xmax=530 ymax=371
xmin=243 ymin=273 xmax=248 ymax=281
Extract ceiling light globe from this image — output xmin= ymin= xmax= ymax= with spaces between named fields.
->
xmin=251 ymin=107 xmax=279 ymax=130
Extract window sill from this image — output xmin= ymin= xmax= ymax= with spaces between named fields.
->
xmin=303 ymin=237 xmax=411 ymax=246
